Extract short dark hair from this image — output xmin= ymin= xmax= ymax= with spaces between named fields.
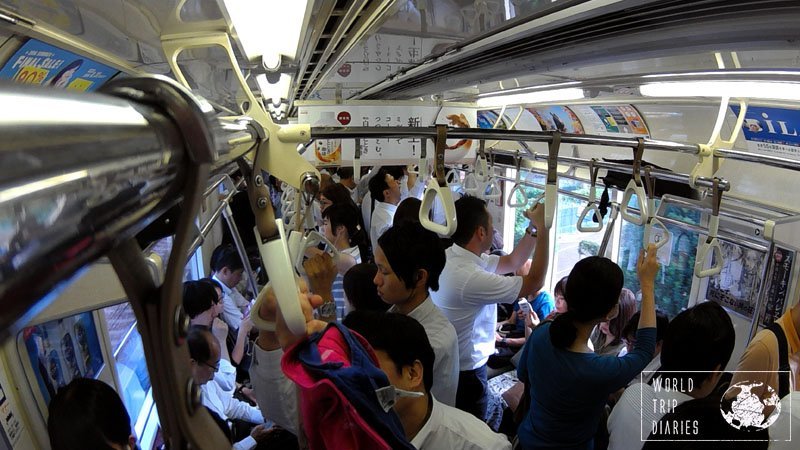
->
xmin=343 ymin=263 xmax=390 ymax=312
xmin=451 ymin=195 xmax=489 ymax=247
xmin=393 ymin=197 xmax=422 ymax=227
xmin=321 ymin=183 xmax=355 ymax=209
xmin=48 ymin=378 xmax=131 ymax=450
xmin=384 ymin=166 xmax=405 ymax=181
xmin=338 ymin=167 xmax=354 ymax=179
xmin=550 ymin=257 xmax=623 ymax=349
xmin=187 ymin=325 xmax=216 ymax=362
xmin=199 ymin=278 xmax=223 ymax=303
xmin=322 ymin=202 xmax=369 ymax=260
xmin=658 ymin=301 xmax=735 ymax=386
xmin=368 ymin=168 xmax=390 ymax=202
xmin=378 ymin=222 xmax=445 ymax=291
xmin=607 ymin=288 xmax=638 ymax=344
xmin=183 ymin=280 xmax=216 ymax=318
xmin=623 ymin=310 xmax=670 ymax=342
xmin=210 ymin=245 xmax=243 ymax=273
xmin=554 ymin=276 xmax=568 ymax=297
xmin=343 ymin=311 xmax=434 ymax=393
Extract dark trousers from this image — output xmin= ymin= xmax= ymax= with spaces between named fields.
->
xmin=456 ymin=364 xmax=489 ymax=421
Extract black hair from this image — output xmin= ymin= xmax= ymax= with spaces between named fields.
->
xmin=210 ymin=244 xmax=244 ymax=273
xmin=199 ymin=278 xmax=223 ymax=303
xmin=550 ymin=256 xmax=624 ymax=349
xmin=187 ymin=325 xmax=216 ymax=362
xmin=323 ymin=202 xmax=371 ymax=261
xmin=368 ymin=168 xmax=391 ymax=203
xmin=343 ymin=311 xmax=434 ymax=393
xmin=393 ymin=197 xmax=422 ymax=227
xmin=48 ymin=378 xmax=131 ymax=450
xmin=343 ymin=263 xmax=390 ymax=312
xmin=451 ymin=195 xmax=490 ymax=247
xmin=321 ymin=183 xmax=354 ymax=209
xmin=622 ymin=310 xmax=670 ymax=342
xmin=657 ymin=301 xmax=735 ymax=387
xmin=338 ymin=167 xmax=354 ymax=179
xmin=384 ymin=166 xmax=406 ymax=181
xmin=606 ymin=288 xmax=637 ymax=346
xmin=554 ymin=276 xmax=568 ymax=298
xmin=378 ymin=222 xmax=446 ymax=292
xmin=183 ymin=280 xmax=216 ymax=319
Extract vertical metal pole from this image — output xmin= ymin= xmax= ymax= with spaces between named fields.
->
xmin=748 ymin=241 xmax=776 ymax=343
xmin=222 ymin=204 xmax=260 ymax=299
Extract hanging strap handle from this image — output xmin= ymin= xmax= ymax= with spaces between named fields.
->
xmin=507 ymin=151 xmax=529 ymax=208
xmin=481 ymin=148 xmax=502 ymax=201
xmin=577 ymin=158 xmax=603 ymax=232
xmin=353 ymin=139 xmax=362 ymax=184
xmin=531 ymin=132 xmax=560 ymax=229
xmin=598 ymin=203 xmax=620 ymax=257
xmin=620 ymin=138 xmax=648 ymax=225
xmin=294 ymin=230 xmax=342 ymax=274
xmin=420 ymin=125 xmax=457 ymax=236
xmin=694 ymin=178 xmax=724 ymax=278
xmin=464 ymin=140 xmax=487 ymax=195
xmin=642 ymin=167 xmax=671 ymax=249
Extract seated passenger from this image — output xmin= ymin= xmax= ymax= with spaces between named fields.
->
xmin=517 ymin=247 xmax=659 ymax=450
xmin=607 ymin=301 xmax=735 ymax=450
xmin=544 ymin=276 xmax=569 ymax=321
xmin=374 ymin=222 xmax=460 ymax=406
xmin=617 ymin=309 xmax=670 ymax=381
xmin=210 ymin=245 xmax=250 ymax=331
xmin=431 ymin=197 xmax=549 ymax=421
xmin=344 ymin=311 xmax=512 ymax=449
xmin=590 ymin=288 xmax=637 ymax=356
xmin=48 ymin=378 xmax=136 ymax=450
xmin=393 ymin=197 xmax=422 ymax=227
xmin=343 ymin=263 xmax=390 ymax=313
xmin=188 ymin=326 xmax=271 ymax=450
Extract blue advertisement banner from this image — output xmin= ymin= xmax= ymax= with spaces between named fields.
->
xmin=731 ymin=106 xmax=800 ymax=159
xmin=0 ymin=38 xmax=118 ymax=91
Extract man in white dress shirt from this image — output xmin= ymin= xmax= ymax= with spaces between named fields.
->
xmin=188 ymin=327 xmax=272 ymax=450
xmin=430 ymin=195 xmax=549 ymax=420
xmin=374 ymin=221 xmax=459 ymax=406
xmin=368 ymin=168 xmax=402 ymax=254
xmin=344 ymin=311 xmax=511 ymax=449
xmin=210 ymin=245 xmax=250 ymax=331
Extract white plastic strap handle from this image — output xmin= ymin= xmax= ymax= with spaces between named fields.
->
xmin=694 ymin=178 xmax=724 ymax=278
xmin=577 ymin=159 xmax=603 ymax=232
xmin=446 ymin=168 xmax=461 ymax=187
xmin=295 ymin=230 xmax=342 ymax=274
xmin=463 ymin=171 xmax=481 ymax=195
xmin=420 ymin=125 xmax=457 ymax=236
xmin=642 ymin=167 xmax=671 ymax=249
xmin=353 ymin=139 xmax=362 ymax=184
xmin=482 ymin=178 xmax=503 ymax=201
xmin=539 ymin=132 xmax=561 ymax=229
xmin=620 ymin=139 xmax=648 ymax=226
xmin=507 ymin=153 xmax=529 ymax=208
xmin=251 ymin=219 xmax=305 ymax=335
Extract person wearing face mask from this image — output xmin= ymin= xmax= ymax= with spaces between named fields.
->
xmin=373 ymin=222 xmax=459 ymax=407
xmin=48 ymin=378 xmax=137 ymax=450
xmin=343 ymin=311 xmax=511 ymax=449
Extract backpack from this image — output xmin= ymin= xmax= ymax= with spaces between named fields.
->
xmin=281 ymin=322 xmax=416 ymax=450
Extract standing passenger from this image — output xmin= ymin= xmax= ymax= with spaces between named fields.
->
xmin=431 ymin=196 xmax=549 ymax=420
xmin=374 ymin=222 xmax=460 ymax=406
xmin=368 ymin=168 xmax=402 ymax=255
xmin=210 ymin=245 xmax=249 ymax=331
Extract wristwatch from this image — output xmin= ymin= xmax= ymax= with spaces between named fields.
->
xmin=318 ymin=301 xmax=337 ymax=319
xmin=526 ymin=226 xmax=538 ymax=238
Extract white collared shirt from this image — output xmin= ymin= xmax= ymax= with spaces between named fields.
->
xmin=213 ymin=274 xmax=249 ymax=331
xmin=411 ymin=396 xmax=511 ymax=450
xmin=431 ymin=245 xmax=522 ymax=370
xmin=250 ymin=345 xmax=298 ymax=435
xmin=607 ymin=379 xmax=693 ymax=450
xmin=201 ymin=379 xmax=267 ymax=450
xmin=389 ymin=297 xmax=459 ymax=406
xmin=369 ymin=200 xmax=398 ymax=254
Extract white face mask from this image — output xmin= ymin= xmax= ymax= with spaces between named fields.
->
xmin=375 ymin=385 xmax=424 ymax=412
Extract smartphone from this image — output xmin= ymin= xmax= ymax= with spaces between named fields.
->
xmin=518 ymin=299 xmax=532 ymax=315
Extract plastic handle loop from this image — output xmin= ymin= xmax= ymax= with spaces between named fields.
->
xmin=643 ymin=217 xmax=671 ymax=250
xmin=620 ymin=179 xmax=648 ymax=226
xmin=353 ymin=158 xmax=361 ymax=184
xmin=577 ymin=203 xmax=603 ymax=232
xmin=251 ymin=220 xmax=305 ymax=335
xmin=463 ymin=172 xmax=481 ymax=195
xmin=507 ymin=183 xmax=529 ymax=208
xmin=482 ymin=178 xmax=503 ymax=201
xmin=694 ymin=213 xmax=722 ymax=277
xmin=446 ymin=169 xmax=461 ymax=187
xmin=295 ymin=231 xmax=342 ymax=273
xmin=543 ymin=184 xmax=557 ymax=230
xmin=420 ymin=178 xmax=457 ymax=236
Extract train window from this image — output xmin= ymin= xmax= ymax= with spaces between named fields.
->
xmin=508 ymin=170 xmax=545 ymax=244
xmin=551 ymin=179 xmax=607 ymax=283
xmin=617 ymin=203 xmax=700 ymax=318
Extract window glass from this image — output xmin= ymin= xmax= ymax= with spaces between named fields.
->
xmin=512 ymin=172 xmax=545 ymax=243
xmin=618 ymin=203 xmax=701 ymax=318
xmin=551 ymin=179 xmax=606 ymax=283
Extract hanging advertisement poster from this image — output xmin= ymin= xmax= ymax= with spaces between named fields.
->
xmin=477 ymin=109 xmax=508 ymax=129
xmin=731 ymin=106 xmax=800 ymax=161
xmin=0 ymin=38 xmax=118 ymax=91
xmin=527 ymin=106 xmax=585 ymax=134
xmin=705 ymin=241 xmax=766 ymax=321
xmin=21 ymin=312 xmax=105 ymax=405
xmin=297 ymin=103 xmax=477 ymax=165
xmin=569 ymin=105 xmax=649 ymax=137
xmin=759 ymin=247 xmax=794 ymax=326
xmin=0 ymin=376 xmax=24 ymax=447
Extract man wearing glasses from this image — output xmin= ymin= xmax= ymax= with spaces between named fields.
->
xmin=188 ymin=326 xmax=273 ymax=449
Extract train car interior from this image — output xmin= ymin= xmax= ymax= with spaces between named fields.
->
xmin=0 ymin=0 xmax=799 ymax=448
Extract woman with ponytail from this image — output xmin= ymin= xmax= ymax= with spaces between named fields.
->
xmin=517 ymin=245 xmax=660 ymax=449
xmin=322 ymin=202 xmax=370 ymax=319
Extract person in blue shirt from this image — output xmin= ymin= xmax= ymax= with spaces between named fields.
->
xmin=517 ymin=245 xmax=660 ymax=449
